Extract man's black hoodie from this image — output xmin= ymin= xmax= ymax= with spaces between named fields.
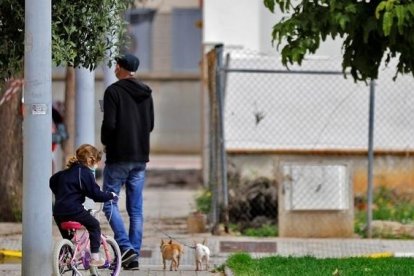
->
xmin=101 ymin=78 xmax=154 ymax=163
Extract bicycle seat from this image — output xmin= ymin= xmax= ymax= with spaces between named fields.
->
xmin=61 ymin=221 xmax=82 ymax=230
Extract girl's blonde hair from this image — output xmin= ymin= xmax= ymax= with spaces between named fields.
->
xmin=66 ymin=144 xmax=103 ymax=168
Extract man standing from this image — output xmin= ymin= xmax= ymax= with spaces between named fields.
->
xmin=101 ymin=53 xmax=154 ymax=270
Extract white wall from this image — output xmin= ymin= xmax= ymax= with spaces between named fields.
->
xmin=135 ymin=0 xmax=199 ymax=13
xmin=204 ymin=0 xmax=342 ymax=57
xmin=203 ymin=0 xmax=261 ymax=50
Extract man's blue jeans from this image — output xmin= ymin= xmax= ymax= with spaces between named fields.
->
xmin=103 ymin=162 xmax=146 ymax=255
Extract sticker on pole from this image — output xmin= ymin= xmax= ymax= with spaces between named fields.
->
xmin=31 ymin=104 xmax=47 ymax=115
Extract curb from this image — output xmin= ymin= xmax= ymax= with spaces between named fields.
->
xmin=365 ymin=251 xmax=414 ymax=258
xmin=224 ymin=266 xmax=234 ymax=276
xmin=0 ymin=250 xmax=22 ymax=258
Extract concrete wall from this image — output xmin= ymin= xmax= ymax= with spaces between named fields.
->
xmin=227 ymin=152 xmax=414 ymax=238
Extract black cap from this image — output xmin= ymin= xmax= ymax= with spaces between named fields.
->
xmin=115 ymin=54 xmax=140 ymax=72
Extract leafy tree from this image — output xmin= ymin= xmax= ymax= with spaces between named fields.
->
xmin=1 ymin=0 xmax=133 ymax=80
xmin=0 ymin=0 xmax=134 ymax=221
xmin=264 ymin=0 xmax=414 ymax=82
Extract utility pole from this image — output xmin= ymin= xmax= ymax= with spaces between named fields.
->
xmin=22 ymin=0 xmax=53 ymax=274
xmin=75 ymin=67 xmax=95 ymax=210
xmin=75 ymin=67 xmax=95 ymax=147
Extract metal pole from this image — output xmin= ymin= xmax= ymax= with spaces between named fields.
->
xmin=102 ymin=61 xmax=117 ymax=90
xmin=75 ymin=68 xmax=96 ymax=147
xmin=215 ymin=44 xmax=223 ymax=208
xmin=217 ymin=45 xmax=230 ymax=233
xmin=209 ymin=87 xmax=217 ymax=229
xmin=102 ymin=31 xmax=118 ymax=90
xmin=210 ymin=46 xmax=221 ymax=231
xmin=367 ymin=79 xmax=375 ymax=238
xmin=215 ymin=44 xmax=229 ymax=232
xmin=75 ymin=68 xmax=95 ymax=210
xmin=23 ymin=0 xmax=53 ymax=274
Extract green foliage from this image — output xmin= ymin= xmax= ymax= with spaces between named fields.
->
xmin=0 ymin=0 xmax=134 ymax=81
xmin=195 ymin=189 xmax=212 ymax=214
xmin=226 ymin=253 xmax=414 ymax=276
xmin=210 ymin=263 xmax=226 ymax=273
xmin=373 ymin=186 xmax=414 ymax=224
xmin=243 ymin=223 xmax=278 ymax=237
xmin=51 ymin=0 xmax=133 ymax=70
xmin=0 ymin=0 xmax=25 ymax=80
xmin=263 ymin=0 xmax=414 ymax=82
xmin=354 ymin=185 xmax=414 ymax=238
xmin=11 ymin=204 xmax=22 ymax=222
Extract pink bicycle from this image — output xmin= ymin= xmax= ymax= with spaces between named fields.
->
xmin=52 ymin=209 xmax=121 ymax=276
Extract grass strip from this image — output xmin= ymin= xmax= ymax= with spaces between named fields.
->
xmin=226 ymin=252 xmax=414 ymax=276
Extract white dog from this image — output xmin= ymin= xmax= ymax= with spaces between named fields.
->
xmin=194 ymin=239 xmax=210 ymax=271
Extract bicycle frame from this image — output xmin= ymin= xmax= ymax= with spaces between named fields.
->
xmin=66 ymin=226 xmax=116 ymax=273
xmin=69 ymin=229 xmax=91 ymax=274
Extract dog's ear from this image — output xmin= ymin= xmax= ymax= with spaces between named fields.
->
xmin=169 ymin=239 xmax=173 ymax=244
xmin=160 ymin=239 xmax=164 ymax=245
xmin=202 ymin=238 xmax=207 ymax=245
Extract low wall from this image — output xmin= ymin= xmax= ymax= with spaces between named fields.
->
xmin=227 ymin=151 xmax=414 ymax=238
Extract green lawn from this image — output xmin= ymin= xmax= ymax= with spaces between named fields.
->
xmin=226 ymin=253 xmax=414 ymax=276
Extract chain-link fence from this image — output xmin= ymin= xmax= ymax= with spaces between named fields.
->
xmin=205 ymin=45 xmax=414 ymax=251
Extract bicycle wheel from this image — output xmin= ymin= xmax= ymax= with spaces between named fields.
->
xmin=90 ymin=236 xmax=122 ymax=276
xmin=52 ymin=239 xmax=75 ymax=276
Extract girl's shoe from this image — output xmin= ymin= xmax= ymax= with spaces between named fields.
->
xmin=90 ymin=258 xmax=105 ymax=267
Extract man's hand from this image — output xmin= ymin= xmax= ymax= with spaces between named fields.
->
xmin=111 ymin=192 xmax=119 ymax=203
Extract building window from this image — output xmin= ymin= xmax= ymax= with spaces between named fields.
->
xmin=171 ymin=8 xmax=202 ymax=73
xmin=126 ymin=9 xmax=156 ymax=72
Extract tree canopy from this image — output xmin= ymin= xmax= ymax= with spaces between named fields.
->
xmin=264 ymin=0 xmax=414 ymax=82
xmin=0 ymin=0 xmax=134 ymax=81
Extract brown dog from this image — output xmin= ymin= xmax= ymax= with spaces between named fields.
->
xmin=160 ymin=239 xmax=184 ymax=271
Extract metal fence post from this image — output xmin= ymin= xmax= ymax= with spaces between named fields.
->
xmin=211 ymin=44 xmax=223 ymax=232
xmin=367 ymin=79 xmax=376 ymax=238
xmin=215 ymin=44 xmax=229 ymax=232
xmin=207 ymin=47 xmax=219 ymax=232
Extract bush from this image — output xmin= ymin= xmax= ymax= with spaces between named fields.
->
xmin=354 ymin=185 xmax=414 ymax=237
xmin=195 ymin=189 xmax=211 ymax=214
xmin=243 ymin=223 xmax=278 ymax=237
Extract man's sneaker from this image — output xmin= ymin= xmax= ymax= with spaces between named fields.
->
xmin=90 ymin=258 xmax=105 ymax=267
xmin=123 ymin=260 xmax=139 ymax=270
xmin=121 ymin=248 xmax=137 ymax=266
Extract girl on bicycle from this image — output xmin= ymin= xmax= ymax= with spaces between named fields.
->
xmin=50 ymin=144 xmax=117 ymax=267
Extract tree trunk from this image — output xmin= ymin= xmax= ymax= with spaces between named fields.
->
xmin=61 ymin=66 xmax=75 ymax=166
xmin=0 ymin=87 xmax=23 ymax=221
